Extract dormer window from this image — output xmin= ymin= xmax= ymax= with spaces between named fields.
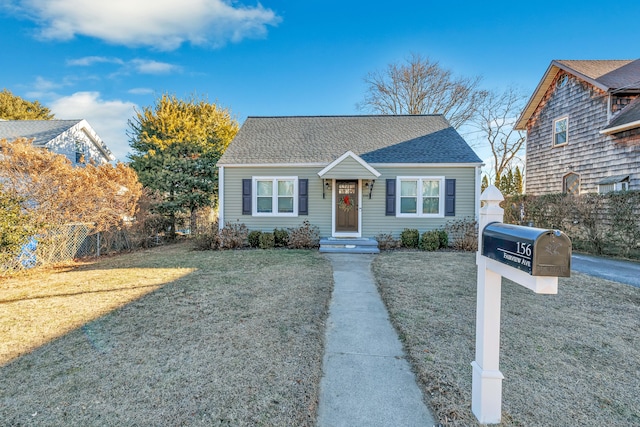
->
xmin=553 ymin=117 xmax=568 ymax=146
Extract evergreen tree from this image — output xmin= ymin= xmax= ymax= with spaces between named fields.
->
xmin=481 ymin=175 xmax=489 ymax=193
xmin=128 ymin=94 xmax=239 ymax=236
xmin=514 ymin=166 xmax=523 ymax=194
xmin=0 ymin=89 xmax=54 ymax=120
xmin=498 ymin=169 xmax=516 ymax=196
xmin=0 ymin=187 xmax=36 ymax=267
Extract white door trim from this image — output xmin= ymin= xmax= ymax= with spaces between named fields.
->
xmin=331 ymin=179 xmax=362 ymax=238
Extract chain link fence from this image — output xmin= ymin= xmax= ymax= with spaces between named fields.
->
xmin=0 ymin=223 xmax=98 ymax=272
xmin=3 ymin=208 xmax=216 ymax=273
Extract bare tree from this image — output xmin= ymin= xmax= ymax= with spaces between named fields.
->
xmin=358 ymin=53 xmax=487 ymax=128
xmin=474 ymin=86 xmax=527 ymax=184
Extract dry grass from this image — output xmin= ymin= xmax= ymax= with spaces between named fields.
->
xmin=373 ymin=251 xmax=640 ymax=427
xmin=0 ymin=243 xmax=332 ymax=426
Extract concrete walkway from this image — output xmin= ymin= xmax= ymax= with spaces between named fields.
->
xmin=317 ymin=254 xmax=436 ymax=427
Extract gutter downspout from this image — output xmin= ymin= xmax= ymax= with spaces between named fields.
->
xmin=218 ymin=165 xmax=224 ymax=230
xmin=475 ymin=165 xmax=482 ymax=220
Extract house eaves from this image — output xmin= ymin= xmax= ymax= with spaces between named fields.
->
xmin=317 ymin=151 xmax=381 ymax=179
xmin=600 ymin=119 xmax=640 ymax=135
xmin=515 ymin=63 xmax=563 ymax=130
xmin=74 ymin=119 xmax=115 ymax=161
xmin=601 ymin=97 xmax=640 ymax=135
xmin=515 ymin=60 xmax=635 ymax=131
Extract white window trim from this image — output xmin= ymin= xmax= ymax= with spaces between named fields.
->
xmin=252 ymin=176 xmax=298 ymax=217
xmin=396 ymin=176 xmax=445 ymax=218
xmin=553 ymin=116 xmax=569 ymax=147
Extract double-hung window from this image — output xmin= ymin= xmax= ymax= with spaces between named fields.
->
xmin=75 ymin=141 xmax=85 ymax=164
xmin=397 ymin=177 xmax=445 ymax=217
xmin=253 ymin=177 xmax=298 ymax=216
xmin=553 ymin=117 xmax=568 ymax=146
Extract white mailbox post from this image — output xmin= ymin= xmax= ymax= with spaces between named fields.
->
xmin=472 ymin=186 xmax=571 ymax=424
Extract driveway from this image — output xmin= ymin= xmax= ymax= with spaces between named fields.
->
xmin=572 ymin=253 xmax=640 ymax=288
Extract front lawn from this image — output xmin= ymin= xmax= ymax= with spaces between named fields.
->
xmin=373 ymin=251 xmax=640 ymax=426
xmin=0 ymin=243 xmax=332 ymax=426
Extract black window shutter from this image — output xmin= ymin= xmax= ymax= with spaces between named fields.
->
xmin=386 ymin=179 xmax=396 ymax=216
xmin=298 ymin=179 xmax=308 ymax=215
xmin=445 ymin=178 xmax=456 ymax=217
xmin=242 ymin=179 xmax=252 ymax=215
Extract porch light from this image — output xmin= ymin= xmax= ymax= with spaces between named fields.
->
xmin=363 ymin=179 xmax=375 ymax=199
xmin=323 ymin=179 xmax=332 ymax=199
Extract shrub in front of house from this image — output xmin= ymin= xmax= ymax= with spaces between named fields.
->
xmin=288 ymin=220 xmax=320 ymax=249
xmin=247 ymin=230 xmax=262 ymax=248
xmin=193 ymin=221 xmax=220 ymax=251
xmin=259 ymin=232 xmax=275 ymax=249
xmin=375 ymin=233 xmax=400 ymax=250
xmin=218 ymin=221 xmax=248 ymax=249
xmin=437 ymin=229 xmax=449 ymax=248
xmin=445 ymin=218 xmax=478 ymax=251
xmin=273 ymin=228 xmax=289 ymax=248
xmin=419 ymin=230 xmax=440 ymax=251
xmin=400 ymin=228 xmax=420 ymax=248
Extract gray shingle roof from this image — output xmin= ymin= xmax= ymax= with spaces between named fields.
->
xmin=556 ymin=59 xmax=640 ymax=90
xmin=0 ymin=119 xmax=82 ymax=146
xmin=218 ymin=115 xmax=482 ymax=165
xmin=603 ymin=97 xmax=640 ymax=132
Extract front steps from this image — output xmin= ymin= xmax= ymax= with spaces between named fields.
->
xmin=319 ymin=237 xmax=380 ymax=254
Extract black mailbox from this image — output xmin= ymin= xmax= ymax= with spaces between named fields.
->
xmin=482 ymin=223 xmax=571 ymax=277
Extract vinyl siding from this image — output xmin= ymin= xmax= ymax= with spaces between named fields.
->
xmin=223 ymin=165 xmax=477 ymax=237
xmin=223 ymin=166 xmax=333 ymax=234
xmin=362 ymin=166 xmax=477 ymax=237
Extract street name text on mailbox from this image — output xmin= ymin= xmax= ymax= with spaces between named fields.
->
xmin=482 ymin=222 xmax=571 ymax=277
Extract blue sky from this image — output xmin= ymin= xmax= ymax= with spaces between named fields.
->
xmin=1 ymin=0 xmax=639 ymax=162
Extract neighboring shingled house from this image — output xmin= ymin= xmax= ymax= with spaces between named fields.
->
xmin=217 ymin=115 xmax=482 ymax=251
xmin=0 ymin=119 xmax=114 ymax=165
xmin=515 ymin=59 xmax=640 ymax=194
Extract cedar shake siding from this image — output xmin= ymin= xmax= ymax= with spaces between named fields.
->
xmin=518 ymin=60 xmax=640 ymax=195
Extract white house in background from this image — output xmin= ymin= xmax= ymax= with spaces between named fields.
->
xmin=0 ymin=119 xmax=115 ymax=165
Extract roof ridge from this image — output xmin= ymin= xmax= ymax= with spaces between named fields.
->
xmin=245 ymin=114 xmax=446 ymax=119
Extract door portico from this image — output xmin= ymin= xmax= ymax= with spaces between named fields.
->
xmin=317 ymin=151 xmax=381 ymax=238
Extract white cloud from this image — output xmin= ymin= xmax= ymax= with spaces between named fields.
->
xmin=128 ymin=88 xmax=155 ymax=95
xmin=67 ymin=56 xmax=181 ymax=76
xmin=130 ymin=59 xmax=181 ymax=74
xmin=50 ymin=92 xmax=138 ymax=162
xmin=25 ymin=76 xmax=78 ymax=99
xmin=66 ymin=56 xmax=123 ymax=66
xmin=32 ymin=76 xmax=63 ymax=91
xmin=13 ymin=0 xmax=281 ymax=50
